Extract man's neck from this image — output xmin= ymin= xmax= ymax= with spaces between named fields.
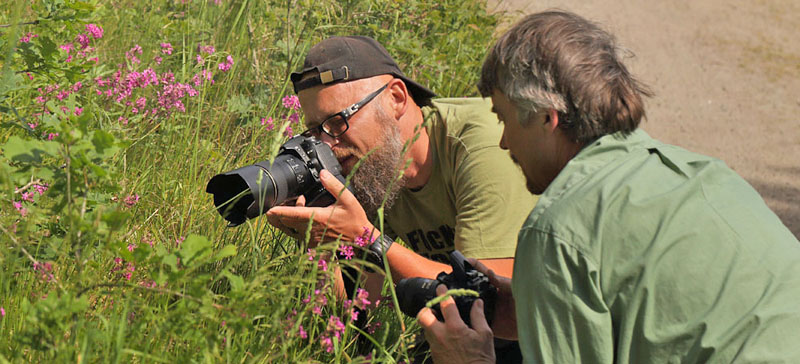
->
xmin=401 ymin=107 xmax=433 ymax=189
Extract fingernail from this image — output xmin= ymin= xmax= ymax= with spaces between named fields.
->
xmin=320 ymin=169 xmax=330 ymax=178
xmin=476 ymin=299 xmax=483 ymax=308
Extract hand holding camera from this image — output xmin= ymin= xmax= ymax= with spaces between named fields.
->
xmin=397 ymin=250 xmax=498 ymax=328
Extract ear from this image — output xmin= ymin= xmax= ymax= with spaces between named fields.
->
xmin=387 ymin=78 xmax=409 ymax=119
xmin=542 ymin=109 xmax=560 ymax=132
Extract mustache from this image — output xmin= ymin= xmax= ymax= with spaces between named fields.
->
xmin=332 ymin=146 xmax=365 ymax=160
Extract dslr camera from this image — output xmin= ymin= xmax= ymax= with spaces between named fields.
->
xmin=396 ymin=250 xmax=497 ymax=328
xmin=206 ymin=135 xmax=348 ymax=226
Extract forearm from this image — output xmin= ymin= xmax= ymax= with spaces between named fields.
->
xmin=385 ymin=243 xmax=452 ymax=280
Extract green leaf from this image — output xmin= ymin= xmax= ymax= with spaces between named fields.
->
xmin=1 ymin=136 xmax=58 ymax=163
xmin=162 ymin=253 xmax=178 ymax=272
xmin=222 ymin=270 xmax=244 ymax=292
xmin=178 ymin=234 xmax=212 ymax=266
xmin=214 ymin=244 xmax=237 ymax=261
xmin=91 ymin=129 xmax=117 ymax=156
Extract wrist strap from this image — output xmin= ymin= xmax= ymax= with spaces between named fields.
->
xmin=366 ymin=235 xmax=393 ymax=269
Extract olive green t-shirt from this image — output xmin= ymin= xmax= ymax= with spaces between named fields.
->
xmin=514 ymin=129 xmax=800 ymax=363
xmin=383 ymin=98 xmax=538 ymax=263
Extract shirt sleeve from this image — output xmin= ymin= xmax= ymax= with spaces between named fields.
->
xmin=451 ymin=144 xmax=538 ymax=259
xmin=514 ymin=226 xmax=614 ymax=363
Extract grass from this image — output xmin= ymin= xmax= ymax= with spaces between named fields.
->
xmin=0 ymin=0 xmax=503 ymax=362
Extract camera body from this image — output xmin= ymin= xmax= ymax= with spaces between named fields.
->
xmin=206 ymin=135 xmax=347 ymax=226
xmin=397 ymin=250 xmax=497 ymax=328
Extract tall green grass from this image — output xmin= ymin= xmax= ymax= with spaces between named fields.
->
xmin=0 ymin=0 xmax=502 ymax=362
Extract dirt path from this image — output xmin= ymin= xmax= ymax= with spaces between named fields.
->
xmin=488 ymin=0 xmax=800 ymax=238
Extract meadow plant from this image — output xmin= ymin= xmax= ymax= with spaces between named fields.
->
xmin=1 ymin=0 xmax=501 ymax=361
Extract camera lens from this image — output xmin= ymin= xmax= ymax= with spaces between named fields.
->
xmin=206 ymin=154 xmax=311 ymax=226
xmin=396 ymin=277 xmax=440 ymax=318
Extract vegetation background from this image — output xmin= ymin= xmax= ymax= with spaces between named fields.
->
xmin=0 ymin=0 xmax=502 ymax=362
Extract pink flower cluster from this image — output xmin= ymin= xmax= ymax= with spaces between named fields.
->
xmin=218 ymin=55 xmax=234 ymax=72
xmin=33 ymin=261 xmax=54 ymax=282
xmin=307 ymin=249 xmax=329 ymax=271
xmin=123 ymin=194 xmax=140 ymax=206
xmin=20 ymin=32 xmax=38 ymax=43
xmin=160 ymin=42 xmax=173 ymax=55
xmin=126 ymin=44 xmax=143 ymax=64
xmin=338 ymin=227 xmax=376 ymax=260
xmin=111 ymin=257 xmax=136 ymax=281
xmin=12 ymin=182 xmax=49 ymax=217
xmin=320 ymin=315 xmax=346 ymax=353
xmin=282 ymin=95 xmax=301 ymax=110
xmin=94 ymin=57 xmax=207 ymax=120
xmin=261 ymin=116 xmax=274 ymax=130
xmin=283 ymin=309 xmax=308 ymax=340
xmin=86 ymin=24 xmax=104 ymax=39
xmin=59 ymin=24 xmax=102 ymax=63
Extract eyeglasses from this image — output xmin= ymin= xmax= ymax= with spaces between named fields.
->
xmin=302 ymin=82 xmax=390 ymax=138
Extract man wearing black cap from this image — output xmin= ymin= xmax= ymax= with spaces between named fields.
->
xmin=266 ymin=36 xmax=536 ymax=361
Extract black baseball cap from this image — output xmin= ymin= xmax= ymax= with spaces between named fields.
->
xmin=291 ymin=36 xmax=436 ymax=104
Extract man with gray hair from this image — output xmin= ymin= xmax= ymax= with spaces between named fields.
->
xmin=418 ymin=10 xmax=800 ymax=363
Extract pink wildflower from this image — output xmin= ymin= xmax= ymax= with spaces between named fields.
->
xmin=20 ymin=32 xmax=38 ymax=43
xmin=86 ymin=24 xmax=104 ymax=39
xmin=307 ymin=248 xmax=316 ymax=261
xmin=76 ymin=33 xmax=90 ymax=49
xmin=366 ymin=321 xmax=382 ymax=334
xmin=217 ymin=55 xmax=233 ymax=72
xmin=176 ymin=236 xmax=185 ymax=246
xmin=298 ymin=324 xmax=307 ymax=339
xmin=72 ymin=81 xmax=83 ymax=91
xmin=136 ymin=97 xmax=147 ymax=109
xmin=47 ymin=133 xmax=58 ymax=141
xmin=13 ymin=201 xmax=27 ymax=216
xmin=338 ymin=244 xmax=354 ymax=260
xmin=287 ymin=112 xmax=300 ymax=124
xmin=198 ymin=45 xmax=215 ymax=55
xmin=26 ymin=72 xmax=33 ymax=80
xmin=65 ymin=55 xmax=73 ymax=63
xmin=317 ymin=258 xmax=328 ymax=271
xmin=261 ymin=117 xmax=274 ymax=130
xmin=282 ymin=95 xmax=301 ymax=110
xmin=124 ymin=263 xmax=135 ymax=280
xmin=354 ymin=227 xmax=375 ymax=247
xmin=126 ymin=45 xmax=143 ymax=64
xmin=320 ymin=336 xmax=333 ymax=353
xmin=123 ymin=194 xmax=140 ymax=206
xmin=283 ymin=125 xmax=294 ymax=137
xmin=355 ymin=288 xmax=371 ymax=309
xmin=195 ymin=55 xmax=204 ymax=65
xmin=0 ymin=307 xmax=4 ymax=318
xmin=21 ymin=192 xmax=34 ymax=202
xmin=27 ymin=122 xmax=38 ymax=130
xmin=154 ymin=55 xmax=162 ymax=65
xmin=160 ymin=42 xmax=173 ymax=55
xmin=327 ymin=315 xmax=346 ymax=338
xmin=33 ymin=184 xmax=48 ymax=195
xmin=127 ymin=243 xmax=137 ymax=252
xmin=74 ymin=107 xmax=83 ymax=116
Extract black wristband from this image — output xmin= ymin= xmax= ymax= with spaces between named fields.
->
xmin=365 ymin=235 xmax=393 ymax=269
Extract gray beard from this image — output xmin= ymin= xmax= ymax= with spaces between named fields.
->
xmin=350 ymin=123 xmax=407 ymax=221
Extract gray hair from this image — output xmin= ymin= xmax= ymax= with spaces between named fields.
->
xmin=479 ymin=10 xmax=652 ymax=143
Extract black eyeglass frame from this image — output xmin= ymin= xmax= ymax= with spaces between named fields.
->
xmin=302 ymin=82 xmax=390 ymax=138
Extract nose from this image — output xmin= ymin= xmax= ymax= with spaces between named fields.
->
xmin=499 ymin=130 xmax=508 ymax=150
xmin=319 ymin=133 xmax=339 ymax=147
